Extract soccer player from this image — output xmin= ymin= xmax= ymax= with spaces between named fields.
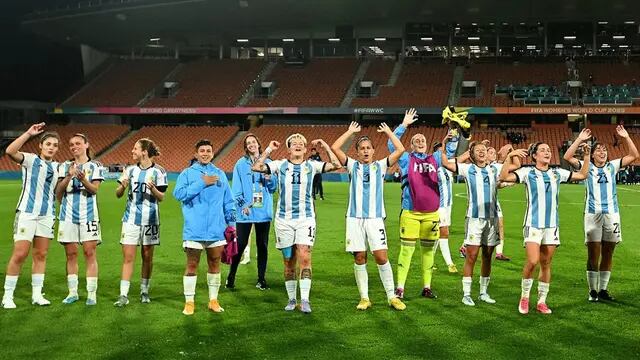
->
xmin=2 ymin=123 xmax=59 ymax=309
xmin=389 ymin=108 xmax=443 ymax=299
xmin=433 ymin=142 xmax=459 ymax=274
xmin=331 ymin=122 xmax=406 ymax=311
xmin=114 ymin=138 xmax=168 ymax=307
xmin=173 ymin=139 xmax=236 ymax=315
xmin=440 ymin=138 xmax=517 ymax=306
xmin=227 ymin=133 xmax=277 ymax=290
xmin=563 ymin=127 xmax=638 ymax=302
xmin=252 ymin=133 xmax=341 ymax=313
xmin=500 ymin=142 xmax=590 ymax=314
xmin=55 ymin=133 xmax=105 ymax=305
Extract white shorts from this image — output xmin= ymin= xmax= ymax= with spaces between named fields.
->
xmin=274 ymin=217 xmax=316 ymax=249
xmin=584 ymin=213 xmax=622 ymax=244
xmin=438 ymin=206 xmax=452 ymax=227
xmin=120 ymin=223 xmax=160 ymax=246
xmin=464 ymin=217 xmax=500 ymax=246
xmin=345 ymin=217 xmax=388 ymax=253
xmin=13 ymin=211 xmax=55 ymax=241
xmin=497 ymin=201 xmax=503 ymax=218
xmin=183 ymin=240 xmax=226 ymax=250
xmin=58 ymin=220 xmax=102 ymax=244
xmin=523 ymin=226 xmax=560 ymax=246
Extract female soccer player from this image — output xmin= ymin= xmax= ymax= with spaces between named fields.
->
xmin=440 ymin=138 xmax=517 ymax=306
xmin=114 ymin=138 xmax=168 ymax=307
xmin=388 ymin=108 xmax=442 ymax=299
xmin=227 ymin=133 xmax=277 ymax=291
xmin=174 ymin=139 xmax=236 ymax=315
xmin=55 ymin=133 xmax=104 ymax=306
xmin=433 ymin=142 xmax=459 ymax=274
xmin=500 ymin=142 xmax=589 ymax=314
xmin=331 ymin=122 xmax=406 ymax=311
xmin=2 ymin=123 xmax=59 ymax=309
xmin=488 ymin=145 xmax=513 ymax=261
xmin=563 ymin=126 xmax=638 ymax=302
xmin=252 ymin=133 xmax=341 ymax=313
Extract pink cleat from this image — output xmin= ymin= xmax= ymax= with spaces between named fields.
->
xmin=518 ymin=297 xmax=529 ymax=314
xmin=536 ymin=302 xmax=552 ymax=314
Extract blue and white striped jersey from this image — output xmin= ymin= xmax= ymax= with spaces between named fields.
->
xmin=16 ymin=153 xmax=59 ymax=217
xmin=267 ymin=159 xmax=325 ymax=220
xmin=119 ymin=163 xmax=168 ymax=225
xmin=346 ymin=157 xmax=388 ymax=219
xmin=458 ymin=162 xmax=503 ymax=219
xmin=58 ymin=160 xmax=105 ymax=224
xmin=514 ymin=166 xmax=572 ymax=228
xmin=437 ymin=164 xmax=454 ymax=208
xmin=579 ymin=159 xmax=621 ymax=214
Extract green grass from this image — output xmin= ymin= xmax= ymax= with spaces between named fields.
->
xmin=1 ymin=181 xmax=639 ymax=359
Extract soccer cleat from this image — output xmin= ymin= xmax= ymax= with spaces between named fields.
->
xmin=356 ymin=298 xmax=372 ymax=310
xmin=598 ymin=290 xmax=615 ymax=301
xmin=208 ymin=299 xmax=224 ymax=313
xmin=85 ymin=298 xmax=97 ymax=306
xmin=421 ymin=287 xmax=437 ymax=299
xmin=225 ymin=278 xmax=235 ymax=290
xmin=32 ymin=297 xmax=51 ymax=306
xmin=588 ymin=290 xmax=599 ymax=302
xmin=255 ymin=280 xmax=269 ymax=291
xmin=300 ymin=300 xmax=312 ymax=314
xmin=459 ymin=246 xmax=466 ymax=258
xmin=284 ymin=299 xmax=297 ymax=311
xmin=113 ymin=295 xmax=129 ymax=307
xmin=389 ymin=297 xmax=406 ymax=311
xmin=239 ymin=256 xmax=250 ymax=265
xmin=495 ymin=253 xmax=511 ymax=261
xmin=462 ymin=295 xmax=475 ymax=306
xmin=140 ymin=293 xmax=151 ymax=304
xmin=2 ymin=297 xmax=17 ymax=309
xmin=182 ymin=301 xmax=195 ymax=315
xmin=394 ymin=287 xmax=405 ymax=299
xmin=448 ymin=264 xmax=458 ymax=273
xmin=62 ymin=295 xmax=79 ymax=304
xmin=536 ymin=302 xmax=552 ymax=314
xmin=478 ymin=293 xmax=496 ymax=304
xmin=518 ymin=297 xmax=529 ymax=314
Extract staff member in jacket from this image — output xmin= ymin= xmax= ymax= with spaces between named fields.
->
xmin=227 ymin=133 xmax=277 ymax=291
xmin=173 ymin=139 xmax=236 ymax=316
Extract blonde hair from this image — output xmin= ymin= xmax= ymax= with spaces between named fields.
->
xmin=286 ymin=133 xmax=307 ymax=148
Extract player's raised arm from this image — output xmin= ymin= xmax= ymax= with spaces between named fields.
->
xmin=617 ymin=125 xmax=640 ymax=167
xmin=388 ymin=108 xmax=417 ymax=152
xmin=571 ymin=143 xmax=591 ymax=181
xmin=331 ymin=122 xmax=360 ymax=166
xmin=312 ymin=139 xmax=342 ymax=172
xmin=499 ymin=149 xmax=527 ymax=183
xmin=379 ymin=122 xmax=405 ymax=166
xmin=439 ymin=131 xmax=459 ymax=173
xmin=563 ymin=128 xmax=591 ymax=168
xmin=252 ymin=140 xmax=279 ymax=173
xmin=5 ymin=123 xmax=46 ymax=164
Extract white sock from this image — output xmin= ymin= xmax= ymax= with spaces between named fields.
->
xmin=299 ymin=278 xmax=311 ymax=302
xmin=479 ymin=276 xmax=490 ymax=295
xmin=462 ymin=276 xmax=472 ymax=297
xmin=537 ymin=281 xmax=549 ymax=304
xmin=183 ymin=275 xmax=197 ymax=302
xmin=120 ymin=280 xmax=130 ymax=297
xmin=32 ymin=274 xmax=45 ymax=299
xmin=67 ymin=274 xmax=79 ymax=296
xmin=140 ymin=278 xmax=150 ymax=294
xmin=599 ymin=271 xmax=611 ymax=291
xmin=496 ymin=241 xmax=504 ymax=254
xmin=207 ymin=273 xmax=221 ymax=300
xmin=285 ymin=280 xmax=297 ymax=301
xmin=86 ymin=277 xmax=98 ymax=301
xmin=354 ymin=264 xmax=369 ymax=299
xmin=3 ymin=275 xmax=18 ymax=300
xmin=438 ymin=238 xmax=454 ymax=266
xmin=377 ymin=261 xmax=396 ymax=301
xmin=521 ymin=278 xmax=533 ymax=299
xmin=587 ymin=271 xmax=599 ymax=292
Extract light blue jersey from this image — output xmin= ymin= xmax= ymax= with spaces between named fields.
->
xmin=58 ymin=160 xmax=105 ymax=224
xmin=346 ymin=157 xmax=388 ymax=218
xmin=16 ymin=153 xmax=59 ymax=217
xmin=120 ymin=163 xmax=168 ymax=226
xmin=458 ymin=162 xmax=503 ymax=219
xmin=437 ymin=165 xmax=453 ymax=208
xmin=514 ymin=166 xmax=572 ymax=228
xmin=580 ymin=159 xmax=621 ymax=214
xmin=267 ymin=159 xmax=325 ymax=220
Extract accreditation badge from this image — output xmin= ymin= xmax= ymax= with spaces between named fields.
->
xmin=252 ymin=191 xmax=264 ymax=208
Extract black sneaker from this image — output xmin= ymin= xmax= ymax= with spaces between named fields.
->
xmin=256 ymin=280 xmax=269 ymax=291
xmin=598 ymin=289 xmax=615 ymax=301
xmin=588 ymin=290 xmax=599 ymax=302
xmin=421 ymin=287 xmax=438 ymax=299
xmin=225 ymin=277 xmax=235 ymax=290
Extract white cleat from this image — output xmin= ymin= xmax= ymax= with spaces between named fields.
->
xmin=478 ymin=293 xmax=497 ymax=304
xmin=32 ymin=297 xmax=51 ymax=306
xmin=2 ymin=297 xmax=17 ymax=309
xmin=462 ymin=295 xmax=476 ymax=306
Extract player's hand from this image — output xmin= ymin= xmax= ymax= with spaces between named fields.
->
xmin=242 ymin=207 xmax=250 ymax=216
xmin=481 ymin=139 xmax=490 ymax=146
xmin=402 ymin=108 xmax=418 ymax=127
xmin=146 ymin=180 xmax=156 ymax=190
xmin=76 ymin=169 xmax=86 ymax=181
xmin=509 ymin=149 xmax=528 ymax=159
xmin=580 ymin=143 xmax=592 ymax=155
xmin=68 ymin=164 xmax=78 ymax=177
xmin=311 ymin=139 xmax=326 ymax=148
xmin=577 ymin=128 xmax=592 ymax=141
xmin=119 ymin=177 xmax=129 ymax=188
xmin=616 ymin=125 xmax=629 ymax=139
xmin=268 ymin=140 xmax=281 ymax=151
xmin=377 ymin=122 xmax=392 ymax=134
xmin=443 ymin=129 xmax=455 ymax=143
xmin=26 ymin=122 xmax=46 ymax=136
xmin=348 ymin=122 xmax=361 ymax=133
xmin=202 ymin=174 xmax=219 ymax=186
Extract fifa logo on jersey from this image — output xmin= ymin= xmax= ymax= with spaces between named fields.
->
xmin=413 ymin=162 xmax=436 ymax=173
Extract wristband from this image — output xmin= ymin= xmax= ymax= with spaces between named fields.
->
xmin=265 ymin=146 xmax=273 ymax=155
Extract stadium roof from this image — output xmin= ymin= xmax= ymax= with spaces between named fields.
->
xmin=21 ymin=0 xmax=640 ymax=53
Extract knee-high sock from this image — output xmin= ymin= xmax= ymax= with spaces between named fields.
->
xmin=354 ymin=264 xmax=369 ymax=299
xmin=420 ymin=240 xmax=436 ymax=288
xmin=586 ymin=271 xmax=599 ymax=292
xmin=396 ymin=240 xmax=416 ymax=289
xmin=438 ymin=238 xmax=454 ymax=266
xmin=496 ymin=240 xmax=504 ymax=254
xmin=183 ymin=275 xmax=197 ymax=302
xmin=207 ymin=273 xmax=221 ymax=300
xmin=377 ymin=261 xmax=396 ymax=301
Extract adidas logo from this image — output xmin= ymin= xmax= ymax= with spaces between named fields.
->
xmin=92 ymin=232 xmax=98 ymax=236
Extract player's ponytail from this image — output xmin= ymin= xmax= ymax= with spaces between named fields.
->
xmin=138 ymin=138 xmax=161 ymax=158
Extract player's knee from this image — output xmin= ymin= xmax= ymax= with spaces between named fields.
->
xmin=300 ymin=268 xmax=312 ymax=279
xmin=353 ymin=252 xmax=367 ymax=265
xmin=11 ymin=248 xmax=29 ymax=264
xmin=31 ymin=248 xmax=47 ymax=263
xmin=83 ymin=247 xmax=96 ymax=259
xmin=284 ymin=268 xmax=295 ymax=280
